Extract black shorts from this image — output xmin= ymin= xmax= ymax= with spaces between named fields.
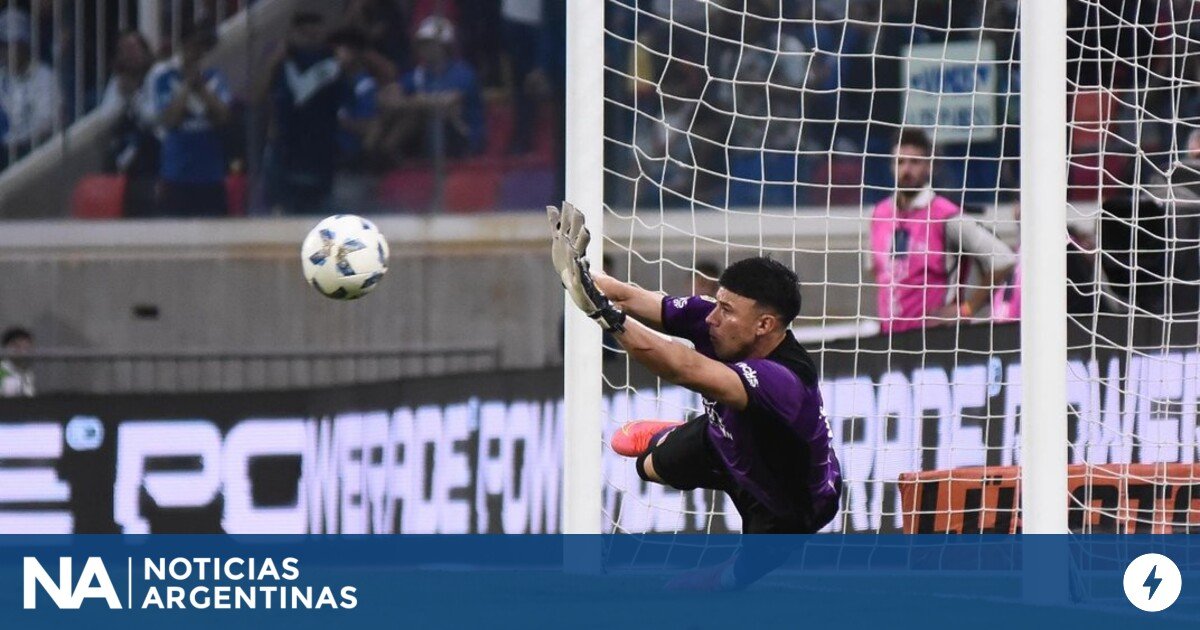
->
xmin=646 ymin=416 xmax=835 ymax=534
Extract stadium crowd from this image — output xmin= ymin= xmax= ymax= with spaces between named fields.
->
xmin=1 ymin=0 xmax=564 ymax=216
xmin=605 ymin=0 xmax=1200 ymax=209
xmin=3 ymin=0 xmax=1198 ymax=216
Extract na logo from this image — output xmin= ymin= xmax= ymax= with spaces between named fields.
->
xmin=23 ymin=557 xmax=122 ymax=609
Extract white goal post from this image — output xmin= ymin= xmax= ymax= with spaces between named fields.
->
xmin=1019 ymin=0 xmax=1069 ymax=535
xmin=562 ymin=0 xmax=606 ymax=536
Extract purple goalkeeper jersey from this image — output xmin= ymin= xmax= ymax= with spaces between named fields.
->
xmin=661 ymin=295 xmax=842 ymax=523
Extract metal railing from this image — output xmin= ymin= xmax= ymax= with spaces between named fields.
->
xmin=0 ymin=342 xmax=503 ymax=394
xmin=2 ymin=0 xmax=258 ymax=168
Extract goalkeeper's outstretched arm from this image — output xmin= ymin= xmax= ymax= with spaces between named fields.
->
xmin=592 ymin=273 xmax=665 ymax=331
xmin=612 ymin=316 xmax=748 ymax=410
xmin=548 ymin=202 xmax=745 ymax=409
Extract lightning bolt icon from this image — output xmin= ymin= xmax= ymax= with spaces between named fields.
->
xmin=1144 ymin=565 xmax=1163 ymax=600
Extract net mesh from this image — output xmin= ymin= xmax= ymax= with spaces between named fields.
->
xmin=1067 ymin=0 xmax=1200 ymax=534
xmin=590 ymin=0 xmax=1200 ymax=535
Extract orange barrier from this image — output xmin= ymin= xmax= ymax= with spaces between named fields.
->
xmin=899 ymin=463 xmax=1200 ymax=533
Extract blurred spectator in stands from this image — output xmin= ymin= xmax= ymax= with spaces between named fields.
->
xmin=1187 ymin=128 xmax=1200 ymax=162
xmin=346 ymin=0 xmax=409 ymax=69
xmin=834 ymin=2 xmax=878 ymax=152
xmin=262 ymin=12 xmax=342 ymax=215
xmin=991 ymin=204 xmax=1021 ymax=322
xmin=1112 ymin=128 xmax=1200 ymax=319
xmin=457 ymin=1 xmax=501 ymax=87
xmin=378 ymin=16 xmax=484 ymax=160
xmin=329 ymin=26 xmax=380 ymax=170
xmin=148 ymin=22 xmax=230 ymax=217
xmin=0 ymin=327 xmax=34 ymax=397
xmin=501 ymin=0 xmax=543 ymax=154
xmin=693 ymin=260 xmax=721 ymax=297
xmin=101 ymin=30 xmax=159 ymax=216
xmin=994 ymin=203 xmax=1120 ymax=323
xmin=707 ymin=0 xmax=808 ymax=205
xmin=0 ymin=7 xmax=59 ymax=167
xmin=869 ymin=128 xmax=1016 ymax=333
xmin=101 ymin=30 xmax=155 ymax=116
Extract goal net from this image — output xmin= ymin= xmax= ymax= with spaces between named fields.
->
xmin=571 ymin=0 xmax=1200 ymax=538
xmin=593 ymin=0 xmax=1024 ymax=535
xmin=1065 ymin=0 xmax=1200 ymax=535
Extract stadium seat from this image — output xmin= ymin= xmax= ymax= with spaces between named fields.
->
xmin=71 ymin=174 xmax=126 ymax=219
xmin=1070 ymin=90 xmax=1115 ymax=151
xmin=1069 ymin=152 xmax=1130 ymax=201
xmin=809 ymin=158 xmax=863 ymax=206
xmin=444 ymin=165 xmax=500 ymax=213
xmin=377 ymin=168 xmax=436 ymax=212
xmin=498 ymin=166 xmax=555 ymax=211
xmin=528 ymin=102 xmax=557 ymax=167
xmin=484 ymin=102 xmax=515 ymax=157
xmin=225 ymin=173 xmax=247 ymax=217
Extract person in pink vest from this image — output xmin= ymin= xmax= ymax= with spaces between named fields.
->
xmin=992 ymin=203 xmax=1021 ymax=322
xmin=869 ymin=128 xmax=1017 ymax=333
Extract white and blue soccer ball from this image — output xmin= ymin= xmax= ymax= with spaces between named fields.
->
xmin=301 ymin=214 xmax=390 ymax=300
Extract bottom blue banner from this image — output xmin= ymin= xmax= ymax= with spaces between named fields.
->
xmin=0 ymin=535 xmax=1193 ymax=628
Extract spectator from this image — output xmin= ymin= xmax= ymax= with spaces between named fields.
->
xmin=693 ymin=260 xmax=721 ymax=297
xmin=329 ymin=26 xmax=380 ymax=170
xmin=0 ymin=327 xmax=34 ymax=397
xmin=456 ymin=1 xmax=502 ymax=87
xmin=1118 ymin=133 xmax=1200 ymax=319
xmin=380 ymin=16 xmax=484 ymax=160
xmin=707 ymin=0 xmax=808 ymax=205
xmin=1187 ymin=128 xmax=1200 ymax=162
xmin=868 ymin=128 xmax=1016 ymax=333
xmin=501 ymin=0 xmax=543 ymax=153
xmin=102 ymin=30 xmax=159 ymax=217
xmin=262 ymin=12 xmax=342 ymax=215
xmin=992 ymin=204 xmax=1021 ymax=322
xmin=148 ymin=22 xmax=231 ymax=217
xmin=101 ymin=30 xmax=155 ymax=115
xmin=0 ymin=8 xmax=60 ymax=166
xmin=345 ymin=0 xmax=411 ymax=68
xmin=994 ymin=203 xmax=1122 ymax=323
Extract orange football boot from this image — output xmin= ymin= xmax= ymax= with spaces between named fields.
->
xmin=610 ymin=420 xmax=682 ymax=457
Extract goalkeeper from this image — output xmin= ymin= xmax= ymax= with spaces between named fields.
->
xmin=549 ymin=203 xmax=842 ymax=587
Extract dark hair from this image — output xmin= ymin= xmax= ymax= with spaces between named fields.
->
xmin=2 ymin=327 xmax=31 ymax=346
xmin=327 ymin=26 xmax=367 ymax=50
xmin=718 ymin=257 xmax=801 ymax=324
xmin=894 ymin=127 xmax=933 ymax=156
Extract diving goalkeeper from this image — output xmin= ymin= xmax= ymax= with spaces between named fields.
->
xmin=549 ymin=203 xmax=842 ymax=573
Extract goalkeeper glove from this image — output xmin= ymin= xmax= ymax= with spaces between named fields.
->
xmin=547 ymin=202 xmax=627 ymax=332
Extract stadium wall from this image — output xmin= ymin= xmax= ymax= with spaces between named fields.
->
xmin=0 ymin=211 xmax=929 ymax=392
xmin=2 ymin=314 xmax=1194 ymax=534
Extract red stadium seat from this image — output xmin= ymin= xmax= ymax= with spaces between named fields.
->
xmin=71 ymin=174 xmax=127 ymax=219
xmin=485 ymin=102 xmax=515 ymax=157
xmin=225 ymin=173 xmax=247 ymax=217
xmin=378 ymin=168 xmax=436 ymax=212
xmin=809 ymin=158 xmax=863 ymax=206
xmin=1070 ymin=90 xmax=1115 ymax=151
xmin=444 ymin=165 xmax=500 ymax=213
xmin=530 ymin=102 xmax=556 ymax=165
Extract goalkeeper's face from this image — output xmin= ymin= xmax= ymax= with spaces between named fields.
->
xmin=704 ymin=288 xmax=775 ymax=361
xmin=894 ymin=144 xmax=932 ymax=191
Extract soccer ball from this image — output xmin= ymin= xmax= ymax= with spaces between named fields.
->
xmin=301 ymin=214 xmax=389 ymax=300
